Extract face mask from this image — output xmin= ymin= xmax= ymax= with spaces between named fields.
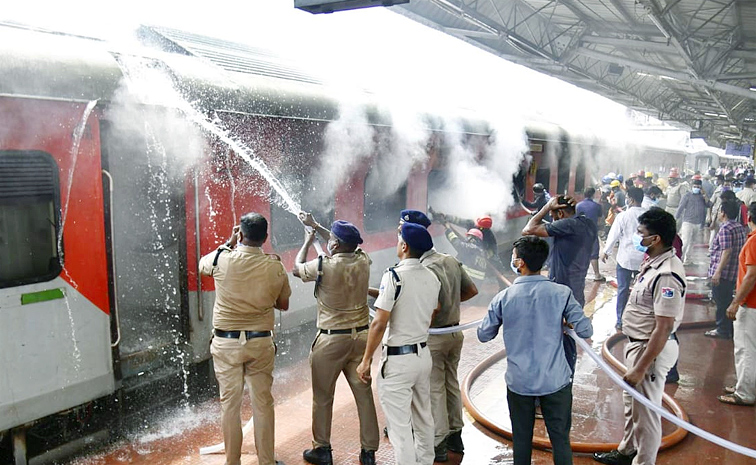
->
xmin=510 ymin=256 xmax=521 ymax=275
xmin=691 ymin=187 xmax=701 ymax=194
xmin=649 ymin=198 xmax=658 ymax=205
xmin=632 ymin=233 xmax=649 ymax=253
xmin=723 ymin=186 xmax=731 ymax=191
xmin=735 ymin=187 xmax=743 ymax=193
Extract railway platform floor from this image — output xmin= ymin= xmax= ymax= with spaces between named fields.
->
xmin=69 ymin=242 xmax=756 ymax=465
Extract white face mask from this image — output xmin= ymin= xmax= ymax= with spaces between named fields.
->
xmin=510 ymin=256 xmax=521 ymax=275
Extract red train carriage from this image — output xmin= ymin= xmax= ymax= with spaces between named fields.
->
xmin=0 ymin=23 xmax=683 ymax=464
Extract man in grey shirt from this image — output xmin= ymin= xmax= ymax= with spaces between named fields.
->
xmin=478 ymin=236 xmax=593 ymax=465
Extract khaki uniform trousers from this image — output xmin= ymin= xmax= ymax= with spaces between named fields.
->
xmin=211 ymin=336 xmax=276 ymax=465
xmin=378 ymin=345 xmax=434 ymax=465
xmin=309 ymin=330 xmax=380 ymax=450
xmin=618 ymin=339 xmax=678 ymax=465
xmin=427 ymin=332 xmax=464 ymax=447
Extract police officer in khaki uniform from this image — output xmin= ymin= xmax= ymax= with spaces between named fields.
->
xmin=399 ymin=210 xmax=478 ymax=461
xmin=294 ymin=213 xmax=379 ymax=465
xmin=199 ymin=212 xmax=290 ymax=465
xmin=594 ymin=208 xmax=686 ymax=465
xmin=357 ymin=222 xmax=441 ymax=465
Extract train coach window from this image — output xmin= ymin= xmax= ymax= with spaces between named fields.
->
xmin=574 ymin=156 xmax=586 ymax=194
xmin=270 ymin=186 xmax=334 ymax=250
xmin=556 ymin=135 xmax=571 ymax=195
xmin=0 ymin=151 xmax=61 ymax=288
xmin=364 ymin=170 xmax=407 ymax=233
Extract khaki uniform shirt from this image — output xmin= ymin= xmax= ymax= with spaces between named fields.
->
xmin=419 ymin=248 xmax=473 ymax=328
xmin=199 ymin=245 xmax=291 ymax=331
xmin=622 ymin=249 xmax=686 ymax=340
xmin=374 ymin=258 xmax=440 ymax=346
xmin=295 ymin=249 xmax=371 ymax=330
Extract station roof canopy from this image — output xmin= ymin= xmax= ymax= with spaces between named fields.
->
xmin=394 ymin=0 xmax=756 ymax=147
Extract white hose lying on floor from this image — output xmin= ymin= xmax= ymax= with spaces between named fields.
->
xmin=199 ymin=417 xmax=254 ymax=455
xmin=566 ymin=328 xmax=756 ymax=459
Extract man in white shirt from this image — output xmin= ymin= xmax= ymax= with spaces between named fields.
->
xmin=736 ymin=176 xmax=756 ymax=207
xmin=357 ymin=223 xmax=441 ymax=465
xmin=602 ymin=187 xmax=647 ymax=331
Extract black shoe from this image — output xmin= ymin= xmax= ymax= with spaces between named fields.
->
xmin=593 ymin=450 xmax=636 ymax=465
xmin=383 ymin=426 xmax=389 ymax=437
xmin=446 ymin=430 xmax=464 ymax=454
xmin=303 ymin=447 xmax=333 ymax=465
xmin=434 ymin=444 xmax=449 ymax=462
xmin=360 ymin=449 xmax=376 ymax=465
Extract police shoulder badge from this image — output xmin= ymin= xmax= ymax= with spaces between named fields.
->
xmin=661 ymin=287 xmax=675 ymax=298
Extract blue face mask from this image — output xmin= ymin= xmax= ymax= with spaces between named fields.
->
xmin=632 ymin=233 xmax=649 ymax=253
xmin=649 ymin=198 xmax=658 ymax=205
xmin=691 ymin=187 xmax=701 ymax=194
xmin=510 ymin=256 xmax=521 ymax=275
xmin=735 ymin=187 xmax=743 ymax=193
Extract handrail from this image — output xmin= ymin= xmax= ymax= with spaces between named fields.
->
xmin=194 ymin=168 xmax=204 ymax=321
xmin=102 ymin=169 xmax=121 ymax=348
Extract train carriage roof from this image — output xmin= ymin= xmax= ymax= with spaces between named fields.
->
xmin=0 ymin=21 xmax=689 ymax=154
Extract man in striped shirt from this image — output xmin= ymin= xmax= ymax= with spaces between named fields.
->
xmin=707 ymin=200 xmax=748 ymax=339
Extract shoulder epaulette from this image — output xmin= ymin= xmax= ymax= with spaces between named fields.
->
xmin=212 ymin=245 xmax=231 ymax=267
xmin=266 ymin=253 xmax=282 ymax=261
xmin=388 ymin=265 xmax=402 ymax=300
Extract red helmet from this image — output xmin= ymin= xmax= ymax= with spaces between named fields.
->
xmin=475 ymin=216 xmax=493 ymax=229
xmin=466 ymin=228 xmax=484 ymax=241
xmin=692 ymin=174 xmax=702 ymax=181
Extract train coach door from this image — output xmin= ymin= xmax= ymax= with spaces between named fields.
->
xmin=99 ymin=119 xmax=190 ymax=384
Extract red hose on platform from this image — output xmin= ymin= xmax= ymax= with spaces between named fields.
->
xmin=460 ymin=321 xmax=714 ymax=453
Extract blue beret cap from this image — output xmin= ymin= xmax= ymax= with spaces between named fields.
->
xmin=399 ymin=209 xmax=431 ymax=228
xmin=330 ymin=220 xmax=363 ymax=245
xmin=400 ymin=222 xmax=433 ymax=253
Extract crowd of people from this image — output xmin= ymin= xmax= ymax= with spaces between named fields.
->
xmin=196 ymin=161 xmax=756 ymax=465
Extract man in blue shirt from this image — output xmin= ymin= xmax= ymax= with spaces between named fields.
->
xmin=576 ymin=187 xmax=605 ymax=282
xmin=478 ymin=236 xmax=593 ymax=465
xmin=522 ymin=194 xmax=597 ymax=374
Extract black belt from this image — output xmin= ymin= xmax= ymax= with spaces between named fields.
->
xmin=627 ymin=332 xmax=677 ymax=344
xmin=214 ymin=329 xmax=272 ymax=339
xmin=433 ymin=323 xmax=459 ymax=329
xmin=319 ymin=325 xmax=370 ymax=335
xmin=386 ymin=342 xmax=427 ymax=356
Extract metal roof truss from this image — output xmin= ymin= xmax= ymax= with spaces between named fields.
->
xmin=396 ymin=0 xmax=756 ymax=147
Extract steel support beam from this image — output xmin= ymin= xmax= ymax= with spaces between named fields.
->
xmin=574 ymin=47 xmax=756 ymax=102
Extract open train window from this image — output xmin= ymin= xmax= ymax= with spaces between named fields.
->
xmin=556 ymin=134 xmax=571 ymax=195
xmin=535 ymin=167 xmax=551 ymax=193
xmin=0 ymin=151 xmax=61 ymax=288
xmin=574 ymin=155 xmax=586 ymax=194
xmin=364 ymin=169 xmax=407 ymax=233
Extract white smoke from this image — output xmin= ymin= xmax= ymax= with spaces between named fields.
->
xmin=428 ymin=117 xmax=529 ymax=226
xmin=367 ymin=108 xmax=431 ymax=197
xmin=311 ymin=102 xmax=374 ymax=204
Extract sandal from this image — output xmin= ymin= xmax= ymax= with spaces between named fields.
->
xmin=724 ymin=386 xmax=736 ymax=394
xmin=593 ymin=275 xmax=607 ymax=282
xmin=718 ymin=393 xmax=754 ymax=406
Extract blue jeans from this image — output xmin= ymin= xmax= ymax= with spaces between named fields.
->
xmin=616 ymin=265 xmax=638 ymax=329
